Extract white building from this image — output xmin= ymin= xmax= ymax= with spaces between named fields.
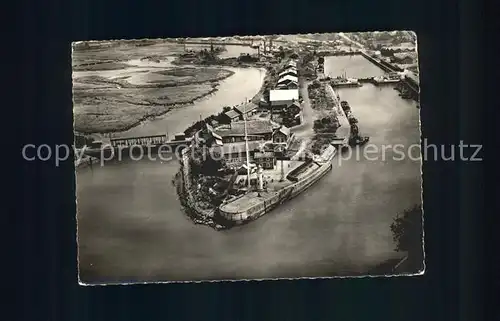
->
xmin=269 ymin=89 xmax=299 ymax=107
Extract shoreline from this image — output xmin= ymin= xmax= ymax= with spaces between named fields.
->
xmin=75 ymin=85 xmax=220 ymax=135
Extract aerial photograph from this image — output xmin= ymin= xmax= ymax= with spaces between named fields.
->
xmin=73 ymin=31 xmax=423 ymax=284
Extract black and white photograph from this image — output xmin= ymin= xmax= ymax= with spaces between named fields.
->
xmin=71 ymin=31 xmax=424 ymax=284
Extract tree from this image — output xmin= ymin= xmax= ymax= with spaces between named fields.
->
xmin=390 ymin=204 xmax=424 ymax=266
xmin=190 ymin=146 xmax=227 ymax=177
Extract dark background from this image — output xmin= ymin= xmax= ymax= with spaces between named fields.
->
xmin=14 ymin=0 xmax=490 ymax=319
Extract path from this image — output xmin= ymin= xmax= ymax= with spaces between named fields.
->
xmin=291 ymin=78 xmax=314 ymax=138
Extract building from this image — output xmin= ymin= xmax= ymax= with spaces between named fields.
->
xmin=213 ymin=120 xmax=278 ymax=144
xmin=277 ymin=75 xmax=299 ymax=89
xmin=272 ymin=125 xmax=291 ymax=144
xmin=276 ymin=81 xmax=298 ymax=90
xmin=233 ymin=102 xmax=260 ymax=118
xmin=219 ymin=109 xmax=242 ymax=124
xmin=269 ymin=89 xmax=299 ymax=109
xmin=209 ymin=141 xmax=263 ymax=168
xmin=282 ymin=64 xmax=296 ymax=73
xmin=282 ymin=102 xmax=302 ymax=127
xmin=392 ymin=52 xmax=417 ymax=64
xmin=284 ymin=101 xmax=301 ymax=115
xmin=253 ymin=151 xmax=276 ymax=170
xmin=279 ymin=68 xmax=298 ymax=78
xmin=281 ymin=101 xmax=302 ymax=126
xmin=284 ymin=60 xmax=297 ymax=69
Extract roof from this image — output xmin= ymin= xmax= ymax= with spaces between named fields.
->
xmin=285 ymin=60 xmax=297 ymax=67
xmin=269 ymin=89 xmax=299 ymax=102
xmin=214 ymin=120 xmax=274 ymax=137
xmin=282 ymin=64 xmax=296 ymax=72
xmin=278 ymin=75 xmax=298 ymax=84
xmin=210 ymin=141 xmax=264 ymax=155
xmin=276 ymin=82 xmax=298 ymax=89
xmin=279 ymin=68 xmax=297 ymax=77
xmin=274 ymin=126 xmax=291 ymax=137
xmin=233 ymin=102 xmax=259 ymax=115
xmin=288 ymin=101 xmax=301 ymax=108
xmin=254 ymin=151 xmax=275 ymax=158
xmin=224 ymin=109 xmax=240 ymax=119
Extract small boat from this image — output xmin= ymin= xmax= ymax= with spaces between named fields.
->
xmin=349 ymin=135 xmax=370 ymax=147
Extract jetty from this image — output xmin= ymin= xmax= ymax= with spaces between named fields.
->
xmin=81 ymin=133 xmax=193 ymax=159
xmin=218 ymin=146 xmax=336 ymax=224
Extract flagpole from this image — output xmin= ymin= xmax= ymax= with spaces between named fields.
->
xmin=244 ymin=99 xmax=251 ymax=190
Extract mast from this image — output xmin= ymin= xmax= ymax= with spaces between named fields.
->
xmin=243 ymin=99 xmax=251 ymax=190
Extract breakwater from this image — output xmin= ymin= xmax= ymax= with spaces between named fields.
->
xmin=358 ymin=51 xmax=399 ymax=73
xmin=318 ymin=51 xmax=362 ymax=57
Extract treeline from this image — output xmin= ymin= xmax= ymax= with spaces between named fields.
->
xmin=183 ymin=106 xmax=232 ymax=137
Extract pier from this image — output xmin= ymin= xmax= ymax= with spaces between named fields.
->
xmin=82 ymin=134 xmax=193 ymax=159
xmin=325 ymin=84 xmax=350 ymax=146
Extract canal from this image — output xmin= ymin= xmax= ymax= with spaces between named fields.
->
xmin=76 ymin=56 xmax=422 ymax=283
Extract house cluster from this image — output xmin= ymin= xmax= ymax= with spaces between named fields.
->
xmin=268 ymin=59 xmax=303 ymax=127
xmin=219 ymin=102 xmax=260 ymax=124
xmin=202 ymin=120 xmax=294 ymax=170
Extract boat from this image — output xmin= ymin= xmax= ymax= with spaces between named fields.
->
xmin=218 ymin=145 xmax=337 ymax=224
xmin=349 ymin=135 xmax=370 ymax=147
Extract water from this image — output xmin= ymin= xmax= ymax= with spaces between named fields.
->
xmin=76 ymin=57 xmax=422 ymax=283
xmin=324 ymin=55 xmax=386 ymax=78
xmin=117 ymin=67 xmax=265 ymax=137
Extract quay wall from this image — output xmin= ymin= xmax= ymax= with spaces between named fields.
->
xmin=219 ymin=155 xmax=334 ymax=224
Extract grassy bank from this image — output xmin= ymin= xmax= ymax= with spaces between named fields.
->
xmin=72 ymin=68 xmax=235 ymax=133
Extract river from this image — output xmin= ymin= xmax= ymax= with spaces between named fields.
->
xmin=114 ymin=67 xmax=266 ymax=138
xmin=76 ymin=56 xmax=422 ymax=283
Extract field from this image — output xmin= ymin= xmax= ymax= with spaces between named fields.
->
xmin=72 ymin=41 xmax=235 ymax=133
